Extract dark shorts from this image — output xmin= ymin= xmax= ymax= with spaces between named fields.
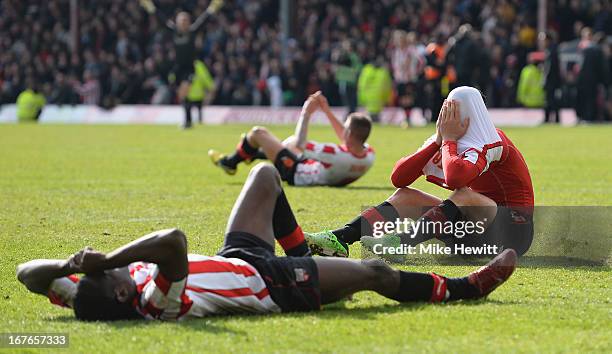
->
xmin=273 ymin=148 xmax=302 ymax=185
xmin=443 ymin=207 xmax=534 ymax=257
xmin=217 ymin=232 xmax=321 ymax=312
xmin=396 ymin=82 xmax=416 ymax=97
xmin=174 ymin=66 xmax=194 ymax=84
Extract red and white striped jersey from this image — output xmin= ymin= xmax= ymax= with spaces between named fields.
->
xmin=46 ymin=254 xmax=280 ymax=320
xmin=391 ymin=45 xmax=425 ymax=83
xmin=295 ymin=141 xmax=375 ymax=186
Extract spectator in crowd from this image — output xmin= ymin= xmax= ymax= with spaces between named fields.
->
xmin=357 ymin=55 xmax=392 ymax=122
xmin=541 ymin=31 xmax=562 ymax=123
xmin=517 ymin=52 xmax=545 ymax=108
xmin=447 ymin=24 xmax=479 ymax=88
xmin=266 ymin=59 xmax=284 ymax=108
xmin=390 ymin=31 xmax=424 ymax=125
xmin=73 ymin=70 xmax=101 ymax=106
xmin=423 ymin=33 xmax=448 ymax=123
xmin=49 ymin=72 xmax=79 ymax=105
xmin=184 ymin=60 xmax=215 ymax=125
xmin=332 ymin=40 xmax=361 ymax=117
xmin=577 ymin=30 xmax=610 ymax=121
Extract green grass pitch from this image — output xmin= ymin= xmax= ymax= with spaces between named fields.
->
xmin=0 ymin=124 xmax=610 ymax=353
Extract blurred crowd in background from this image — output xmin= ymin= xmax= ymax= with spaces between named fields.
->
xmin=2 ymin=0 xmax=612 ymax=122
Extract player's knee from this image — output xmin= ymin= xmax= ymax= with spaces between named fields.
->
xmin=388 ymin=187 xmax=419 ymax=204
xmin=449 ymin=188 xmax=496 ymax=207
xmin=449 ymin=188 xmax=497 ymax=222
xmin=250 ymin=126 xmax=269 ymax=137
xmin=282 ymin=135 xmax=297 ymax=147
xmin=363 ymin=259 xmax=397 ymax=288
xmin=248 ymin=163 xmax=281 ymax=190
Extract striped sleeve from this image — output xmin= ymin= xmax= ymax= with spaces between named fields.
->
xmin=47 ymin=275 xmax=80 ymax=308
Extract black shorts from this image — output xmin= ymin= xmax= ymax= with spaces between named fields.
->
xmin=217 ymin=232 xmax=321 ymax=312
xmin=396 ymin=82 xmax=415 ymax=97
xmin=174 ymin=66 xmax=194 ymax=84
xmin=442 ymin=207 xmax=534 ymax=256
xmin=273 ymin=148 xmax=302 ymax=185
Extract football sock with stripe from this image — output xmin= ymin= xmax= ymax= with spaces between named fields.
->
xmin=273 ymin=191 xmax=311 ymax=257
xmin=224 ymin=135 xmax=259 ymax=168
xmin=332 ymin=201 xmax=400 ymax=244
xmin=390 ymin=272 xmax=438 ymax=302
xmin=390 ymin=272 xmax=478 ymax=302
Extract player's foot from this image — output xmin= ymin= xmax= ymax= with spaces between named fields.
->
xmin=467 ymin=248 xmax=517 ymax=299
xmin=208 ymin=149 xmax=237 ymax=175
xmin=304 ymin=231 xmax=349 ymax=257
xmin=360 ymin=234 xmax=405 ymax=263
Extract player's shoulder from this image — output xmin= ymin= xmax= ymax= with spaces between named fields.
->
xmin=309 ymin=141 xmax=340 ymax=154
xmin=493 ymin=128 xmax=517 ymax=154
xmin=495 ymin=128 xmax=514 ymax=145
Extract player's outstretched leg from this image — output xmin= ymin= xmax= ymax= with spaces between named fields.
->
xmin=360 ymin=187 xmax=497 ymax=258
xmin=307 ymin=186 xmax=497 ymax=258
xmin=315 ymin=248 xmax=517 ymax=304
xmin=306 ymin=187 xmax=440 ymax=257
xmin=209 ymin=126 xmax=286 ymax=175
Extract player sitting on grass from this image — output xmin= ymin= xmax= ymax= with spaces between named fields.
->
xmin=16 ymin=163 xmax=517 ymax=321
xmin=208 ymin=91 xmax=375 ymax=186
xmin=306 ymin=86 xmax=534 ymax=258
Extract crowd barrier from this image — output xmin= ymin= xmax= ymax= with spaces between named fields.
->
xmin=0 ymin=104 xmax=579 ymax=126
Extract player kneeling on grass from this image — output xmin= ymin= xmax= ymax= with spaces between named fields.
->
xmin=17 ymin=163 xmax=516 ymax=321
xmin=209 ymin=91 xmax=375 ymax=186
xmin=307 ymin=86 xmax=534 ymax=258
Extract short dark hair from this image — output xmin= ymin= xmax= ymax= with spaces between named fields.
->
xmin=73 ymin=275 xmax=142 ymax=321
xmin=347 ymin=113 xmax=372 ymax=144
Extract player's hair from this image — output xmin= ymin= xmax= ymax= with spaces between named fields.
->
xmin=347 ymin=113 xmax=372 ymax=144
xmin=73 ymin=274 xmax=142 ymax=321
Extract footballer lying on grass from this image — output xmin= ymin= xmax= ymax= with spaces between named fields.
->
xmin=16 ymin=163 xmax=516 ymax=321
xmin=209 ymin=91 xmax=375 ymax=187
xmin=307 ymin=86 xmax=534 ymax=258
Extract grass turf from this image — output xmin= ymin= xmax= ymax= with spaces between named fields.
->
xmin=0 ymin=124 xmax=610 ymax=353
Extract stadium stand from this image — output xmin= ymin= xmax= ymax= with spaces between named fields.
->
xmin=0 ymin=0 xmax=611 ymax=120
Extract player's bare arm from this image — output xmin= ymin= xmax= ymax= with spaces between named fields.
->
xmin=293 ymin=92 xmax=320 ymax=150
xmin=78 ymin=229 xmax=188 ymax=281
xmin=17 ymin=228 xmax=189 ymax=298
xmin=317 ymin=93 xmax=346 ymax=143
xmin=16 ymin=251 xmax=85 ymax=295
